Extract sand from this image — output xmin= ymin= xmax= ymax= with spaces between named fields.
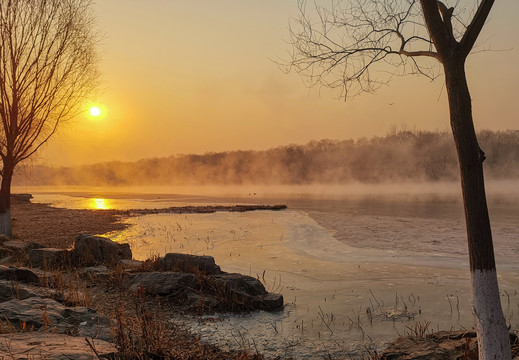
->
xmin=11 ymin=198 xmax=128 ymax=248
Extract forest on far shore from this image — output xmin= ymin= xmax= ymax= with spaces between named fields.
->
xmin=14 ymin=129 xmax=519 ymax=186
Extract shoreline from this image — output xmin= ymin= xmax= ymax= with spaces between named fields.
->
xmin=6 ymin=195 xmax=519 ymax=359
xmin=11 ymin=199 xmax=128 ymax=248
xmin=11 ymin=197 xmax=286 ymax=249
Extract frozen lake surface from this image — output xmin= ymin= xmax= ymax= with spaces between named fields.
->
xmin=19 ymin=184 xmax=519 ymax=359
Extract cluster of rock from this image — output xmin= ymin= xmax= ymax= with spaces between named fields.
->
xmin=25 ymin=234 xmax=284 ymax=313
xmin=0 ymin=251 xmax=116 ymax=357
xmin=125 ymin=252 xmax=284 ymax=312
xmin=0 ymin=234 xmax=284 ymax=358
xmin=28 ymin=233 xmax=132 ymax=268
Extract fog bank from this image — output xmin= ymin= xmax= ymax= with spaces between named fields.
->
xmin=15 ymin=129 xmax=519 ymax=187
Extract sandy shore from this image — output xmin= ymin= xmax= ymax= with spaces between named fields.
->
xmin=11 ymin=198 xmax=128 ymax=248
xmin=10 ymin=197 xmax=286 ymax=249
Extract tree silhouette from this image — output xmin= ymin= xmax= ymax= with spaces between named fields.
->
xmin=0 ymin=0 xmax=98 ymax=235
xmin=285 ymin=0 xmax=509 ymax=358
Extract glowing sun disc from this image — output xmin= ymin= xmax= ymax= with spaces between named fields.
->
xmin=89 ymin=106 xmax=101 ymax=117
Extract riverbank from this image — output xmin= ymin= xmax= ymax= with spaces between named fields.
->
xmin=11 ymin=196 xmax=285 ymax=249
xmin=11 ymin=197 xmax=128 ymax=248
xmin=5 ymin=197 xmax=282 ymax=359
xmin=7 ymin=195 xmax=519 ymax=359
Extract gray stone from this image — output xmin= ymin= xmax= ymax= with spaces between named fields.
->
xmin=0 ymin=280 xmax=40 ymax=302
xmin=123 ymin=270 xmax=283 ymax=312
xmin=212 ymin=273 xmax=269 ymax=297
xmin=210 ymin=273 xmax=284 ymax=311
xmin=0 ymin=297 xmax=113 ymax=340
xmin=161 ymin=253 xmax=221 ymax=275
xmin=255 ymin=293 xmax=284 ymax=310
xmin=122 ymin=271 xmax=197 ymax=296
xmin=71 ymin=234 xmax=132 ymax=266
xmin=29 ymin=248 xmax=71 ymax=269
xmin=0 ymin=265 xmax=40 ymax=284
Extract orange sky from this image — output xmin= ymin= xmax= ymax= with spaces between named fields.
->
xmin=38 ymin=0 xmax=519 ymax=166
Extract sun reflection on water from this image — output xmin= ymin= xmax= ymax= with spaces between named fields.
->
xmin=89 ymin=198 xmax=111 ymax=210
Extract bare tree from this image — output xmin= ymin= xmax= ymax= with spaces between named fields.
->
xmin=0 ymin=0 xmax=98 ymax=235
xmin=285 ymin=0 xmax=510 ymax=358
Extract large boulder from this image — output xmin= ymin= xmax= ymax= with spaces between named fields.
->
xmin=0 ymin=297 xmax=113 ymax=340
xmin=122 ymin=272 xmax=198 ymax=296
xmin=210 ymin=273 xmax=284 ymax=311
xmin=71 ymin=234 xmax=132 ymax=266
xmin=122 ymin=270 xmax=284 ymax=312
xmin=161 ymin=253 xmax=221 ymax=275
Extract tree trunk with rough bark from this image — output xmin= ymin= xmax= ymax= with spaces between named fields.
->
xmin=444 ymin=59 xmax=510 ymax=360
xmin=0 ymin=158 xmax=14 ymax=237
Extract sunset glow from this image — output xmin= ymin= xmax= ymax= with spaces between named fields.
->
xmin=89 ymin=106 xmax=101 ymax=117
xmin=89 ymin=198 xmax=111 ymax=210
xmin=36 ymin=1 xmax=519 ymax=166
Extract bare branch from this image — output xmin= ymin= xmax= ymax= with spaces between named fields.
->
xmin=459 ymin=0 xmax=495 ymax=58
xmin=283 ymin=0 xmax=443 ymax=98
xmin=0 ymin=0 xmax=99 ymax=209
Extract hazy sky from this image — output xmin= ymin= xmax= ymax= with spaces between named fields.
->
xmin=38 ymin=0 xmax=519 ymax=166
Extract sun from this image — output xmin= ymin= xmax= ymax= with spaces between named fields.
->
xmin=89 ymin=106 xmax=101 ymax=117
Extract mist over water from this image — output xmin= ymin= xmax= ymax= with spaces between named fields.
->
xmin=14 ymin=129 xmax=519 ymax=188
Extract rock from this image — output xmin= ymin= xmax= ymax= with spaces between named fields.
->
xmin=0 ymin=297 xmax=113 ymax=340
xmin=161 ymin=253 xmax=221 ymax=275
xmin=0 ymin=239 xmax=45 ymax=262
xmin=123 ymin=272 xmax=198 ymax=296
xmin=2 ymin=239 xmax=45 ymax=252
xmin=0 ymin=333 xmax=116 ymax=359
xmin=212 ymin=273 xmax=268 ymax=297
xmin=10 ymin=193 xmax=33 ymax=202
xmin=123 ymin=270 xmax=283 ymax=312
xmin=380 ymin=330 xmax=519 ymax=360
xmin=210 ymin=273 xmax=284 ymax=311
xmin=185 ymin=292 xmax=220 ymax=310
xmin=29 ymin=248 xmax=71 ymax=269
xmin=0 ymin=280 xmax=40 ymax=302
xmin=71 ymin=234 xmax=132 ymax=266
xmin=254 ymin=292 xmax=285 ymax=310
xmin=0 ymin=256 xmax=12 ymax=265
xmin=0 ymin=265 xmax=40 ymax=284
xmin=120 ymin=259 xmax=143 ymax=269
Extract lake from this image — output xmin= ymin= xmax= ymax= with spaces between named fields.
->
xmin=15 ymin=183 xmax=519 ymax=359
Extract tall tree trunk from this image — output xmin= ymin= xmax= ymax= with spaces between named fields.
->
xmin=0 ymin=158 xmax=14 ymax=237
xmin=444 ymin=59 xmax=510 ymax=360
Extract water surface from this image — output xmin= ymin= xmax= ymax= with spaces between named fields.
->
xmin=18 ymin=184 xmax=519 ymax=358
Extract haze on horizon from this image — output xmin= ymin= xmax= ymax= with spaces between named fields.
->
xmin=38 ymin=0 xmax=519 ymax=166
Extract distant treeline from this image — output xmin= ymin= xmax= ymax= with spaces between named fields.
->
xmin=14 ymin=130 xmax=519 ymax=186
